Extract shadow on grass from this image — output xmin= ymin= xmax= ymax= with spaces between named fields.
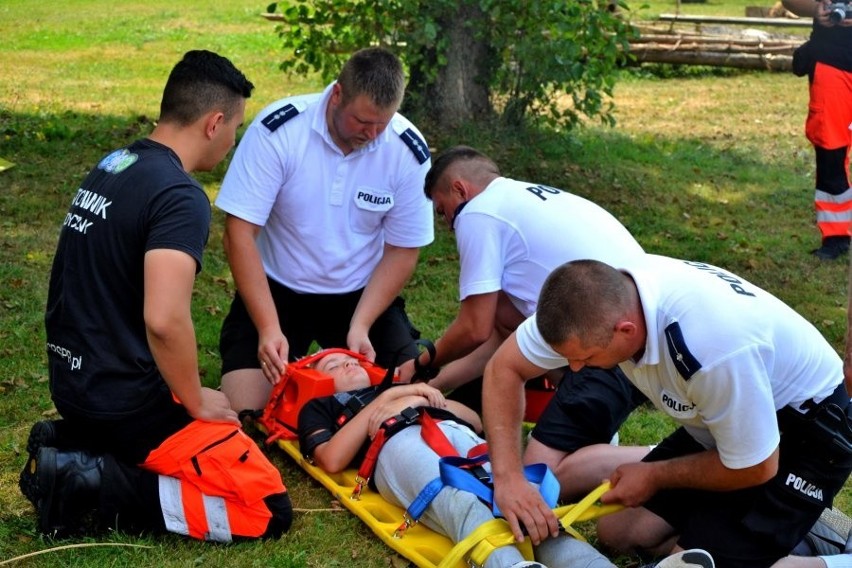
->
xmin=0 ymin=106 xmax=803 ymax=249
xmin=426 ymin=118 xmax=809 ymax=262
xmin=0 ymin=100 xmax=848 ymax=567
xmin=424 ymin=118 xmax=847 ymax=347
xmin=0 ymin=106 xmax=838 ymax=335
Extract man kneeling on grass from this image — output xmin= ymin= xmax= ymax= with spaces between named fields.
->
xmin=19 ymin=50 xmax=291 ymax=542
xmin=297 ymin=350 xmax=714 ymax=568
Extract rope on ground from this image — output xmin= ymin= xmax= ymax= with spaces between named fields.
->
xmin=0 ymin=542 xmax=153 ymax=566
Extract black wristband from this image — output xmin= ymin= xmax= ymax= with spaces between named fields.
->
xmin=412 ymin=339 xmax=439 ymax=381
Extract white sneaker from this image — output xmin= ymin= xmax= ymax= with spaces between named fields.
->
xmin=509 ymin=562 xmax=547 ymax=568
xmin=653 ymin=548 xmax=714 ymax=568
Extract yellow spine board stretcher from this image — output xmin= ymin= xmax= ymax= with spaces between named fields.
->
xmin=258 ymin=349 xmax=622 ymax=568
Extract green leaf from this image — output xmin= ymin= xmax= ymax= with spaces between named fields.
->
xmin=271 ymin=0 xmax=629 ymax=130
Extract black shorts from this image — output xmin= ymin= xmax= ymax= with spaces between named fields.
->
xmin=529 ymin=366 xmax=647 ymax=453
xmin=446 ymin=374 xmax=556 ymax=416
xmin=219 ymin=278 xmax=420 ymax=374
xmin=57 ymin=389 xmax=193 ymax=465
xmin=641 ymin=388 xmax=852 ymax=568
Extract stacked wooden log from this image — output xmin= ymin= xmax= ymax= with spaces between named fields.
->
xmin=628 ymin=31 xmax=805 ymax=71
xmin=628 ymin=17 xmax=809 ymax=71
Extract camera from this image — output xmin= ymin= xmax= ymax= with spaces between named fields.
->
xmin=828 ymin=1 xmax=852 ymax=24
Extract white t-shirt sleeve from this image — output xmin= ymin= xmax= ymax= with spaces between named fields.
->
xmin=380 ymin=145 xmax=434 ymax=249
xmin=689 ymin=346 xmax=780 ymax=470
xmin=515 ymin=316 xmax=568 ymax=370
xmin=456 ymin=213 xmax=505 ymax=300
xmin=214 ymin=121 xmax=285 ymax=226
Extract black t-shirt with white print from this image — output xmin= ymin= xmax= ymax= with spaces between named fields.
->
xmin=46 ymin=138 xmax=210 ymax=421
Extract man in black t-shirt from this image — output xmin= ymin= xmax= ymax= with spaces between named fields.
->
xmin=20 ymin=50 xmax=292 ymax=542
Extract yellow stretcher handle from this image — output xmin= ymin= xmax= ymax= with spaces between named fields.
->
xmin=437 ymin=482 xmax=623 ymax=568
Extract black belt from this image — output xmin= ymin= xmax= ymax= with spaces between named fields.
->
xmin=779 ymin=382 xmax=852 ymax=458
xmin=797 ymin=382 xmax=849 ymax=415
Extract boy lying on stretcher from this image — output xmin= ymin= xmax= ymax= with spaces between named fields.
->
xmin=296 ymin=350 xmax=714 ymax=568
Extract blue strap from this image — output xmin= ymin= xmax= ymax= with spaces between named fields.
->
xmin=261 ymin=103 xmax=300 ymax=132
xmin=404 ymin=476 xmax=446 ymax=521
xmin=402 ymin=453 xmax=560 ymax=523
xmin=440 ymin=455 xmax=496 ymax=512
xmin=483 ymin=461 xmax=559 ymax=516
xmin=521 ymin=463 xmax=560 ymax=511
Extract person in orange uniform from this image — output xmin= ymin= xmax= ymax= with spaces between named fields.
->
xmin=784 ymin=0 xmax=852 ymax=259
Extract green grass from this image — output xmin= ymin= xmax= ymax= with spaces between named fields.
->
xmin=633 ymin=0 xmax=810 ymax=19
xmin=1 ymin=0 xmax=849 ymax=566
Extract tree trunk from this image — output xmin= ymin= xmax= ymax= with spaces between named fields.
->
xmin=404 ymin=2 xmax=493 ymax=128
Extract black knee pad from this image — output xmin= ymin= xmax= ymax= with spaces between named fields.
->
xmin=262 ymin=492 xmax=293 ymax=538
xmin=815 ymin=146 xmax=850 ymax=194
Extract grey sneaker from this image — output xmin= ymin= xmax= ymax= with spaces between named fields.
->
xmin=646 ymin=549 xmax=714 ymax=568
xmin=793 ymin=507 xmax=852 ymax=556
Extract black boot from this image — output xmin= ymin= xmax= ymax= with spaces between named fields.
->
xmin=261 ymin=492 xmax=293 ymax=538
xmin=19 ymin=420 xmax=60 ymax=507
xmin=812 ymin=235 xmax=851 ymax=260
xmin=34 ymin=447 xmax=103 ymax=537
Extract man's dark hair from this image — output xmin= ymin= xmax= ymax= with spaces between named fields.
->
xmin=159 ymin=50 xmax=254 ymax=126
xmin=336 ymin=47 xmax=405 ymax=109
xmin=424 ymin=145 xmax=501 ymax=199
xmin=536 ymin=259 xmax=629 ymax=348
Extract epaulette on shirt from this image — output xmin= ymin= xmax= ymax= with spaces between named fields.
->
xmin=664 ymin=321 xmax=702 ymax=380
xmin=261 ymin=101 xmax=307 ymax=132
xmin=393 ymin=121 xmax=430 ymax=165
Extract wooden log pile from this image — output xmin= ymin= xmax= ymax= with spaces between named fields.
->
xmin=628 ymin=32 xmax=805 ymax=71
xmin=627 ymin=17 xmax=808 ymax=71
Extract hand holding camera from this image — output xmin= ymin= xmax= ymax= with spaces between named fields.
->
xmin=827 ymin=1 xmax=852 ymax=23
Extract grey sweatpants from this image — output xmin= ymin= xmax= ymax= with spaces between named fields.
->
xmin=373 ymin=422 xmax=615 ymax=568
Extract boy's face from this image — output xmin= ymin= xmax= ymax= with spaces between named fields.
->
xmin=315 ymin=353 xmax=371 ymax=392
